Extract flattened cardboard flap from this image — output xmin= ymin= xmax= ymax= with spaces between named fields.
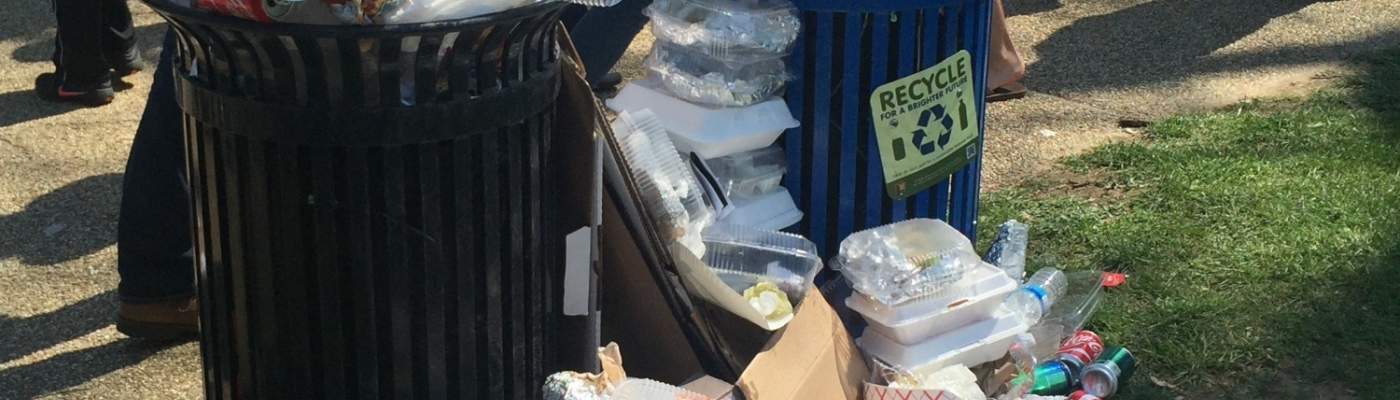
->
xmin=736 ymin=290 xmax=869 ymax=400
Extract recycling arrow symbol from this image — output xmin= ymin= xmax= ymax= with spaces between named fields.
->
xmin=912 ymin=104 xmax=955 ymax=156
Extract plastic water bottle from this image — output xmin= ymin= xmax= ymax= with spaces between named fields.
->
xmin=1005 ymin=267 xmax=1068 ymax=325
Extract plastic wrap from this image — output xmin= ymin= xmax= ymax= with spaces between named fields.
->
xmin=612 ymin=109 xmax=715 ymax=257
xmin=646 ymin=0 xmax=800 ymax=60
xmin=707 ymin=145 xmax=787 ymax=198
xmin=832 ymin=218 xmax=980 ymax=305
xmin=982 ymin=220 xmax=1029 ymax=282
xmin=645 ymin=41 xmax=790 ymax=107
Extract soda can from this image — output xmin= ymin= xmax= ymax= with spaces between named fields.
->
xmin=1070 ymin=390 xmax=1104 ymax=400
xmin=1081 ymin=346 xmax=1137 ymax=398
xmin=1030 ymin=360 xmax=1077 ymax=396
xmin=195 ymin=0 xmax=296 ymax=22
xmin=1056 ymin=330 xmax=1106 ymax=368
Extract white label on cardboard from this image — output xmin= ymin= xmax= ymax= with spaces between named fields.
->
xmin=563 ymin=227 xmax=592 ymax=316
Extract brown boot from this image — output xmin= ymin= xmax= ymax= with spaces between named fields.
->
xmin=116 ymin=297 xmax=200 ymax=340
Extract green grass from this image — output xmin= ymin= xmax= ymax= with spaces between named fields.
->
xmin=976 ymin=49 xmax=1400 ymax=399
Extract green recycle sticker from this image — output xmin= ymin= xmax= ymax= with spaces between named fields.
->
xmin=869 ymin=50 xmax=979 ymax=200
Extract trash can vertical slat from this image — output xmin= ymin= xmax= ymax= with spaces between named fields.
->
xmin=836 ymin=13 xmax=861 ymax=247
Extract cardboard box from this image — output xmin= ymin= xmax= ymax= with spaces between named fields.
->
xmin=599 ymin=192 xmax=870 ymax=399
xmin=735 ymin=290 xmax=869 ymax=400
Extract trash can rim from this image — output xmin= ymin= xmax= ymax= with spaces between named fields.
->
xmin=139 ymin=0 xmax=564 ymax=37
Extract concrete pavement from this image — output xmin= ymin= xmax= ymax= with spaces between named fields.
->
xmin=0 ymin=0 xmax=1396 ymax=398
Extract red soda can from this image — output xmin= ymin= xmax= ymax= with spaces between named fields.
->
xmin=1055 ymin=330 xmax=1105 ymax=369
xmin=195 ymin=0 xmax=294 ymax=22
xmin=1070 ymin=390 xmax=1104 ymax=400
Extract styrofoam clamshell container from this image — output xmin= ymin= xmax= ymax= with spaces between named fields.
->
xmin=702 ymin=222 xmax=822 ymax=303
xmin=857 ymin=309 xmax=1027 ymax=373
xmin=720 ymin=187 xmax=803 ymax=231
xmin=847 ymin=263 xmax=1018 ymax=345
xmin=606 ymin=79 xmax=799 ymax=159
xmin=612 ymin=378 xmax=708 ymax=400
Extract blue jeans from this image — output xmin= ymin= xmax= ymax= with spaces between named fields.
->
xmin=116 ymin=29 xmax=193 ymax=304
xmin=563 ymin=0 xmax=653 ymax=85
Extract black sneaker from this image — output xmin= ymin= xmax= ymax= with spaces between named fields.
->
xmin=36 ymin=73 xmax=115 ymax=106
xmin=109 ymin=45 xmax=145 ymax=77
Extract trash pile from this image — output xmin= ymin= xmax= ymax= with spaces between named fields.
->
xmin=185 ymin=0 xmax=619 ymax=24
xmin=608 ymin=0 xmax=804 ymax=234
xmin=836 ymin=219 xmax=1135 ymax=399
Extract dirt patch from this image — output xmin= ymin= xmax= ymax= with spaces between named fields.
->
xmin=1181 ymin=360 xmax=1361 ymax=400
xmin=1032 ymin=168 xmax=1134 ymax=202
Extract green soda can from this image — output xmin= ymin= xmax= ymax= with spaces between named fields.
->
xmin=1081 ymin=346 xmax=1136 ymax=398
xmin=1030 ymin=360 xmax=1078 ymax=396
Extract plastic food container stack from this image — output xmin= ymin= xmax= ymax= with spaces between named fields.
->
xmin=644 ymin=40 xmax=790 ymax=107
xmin=833 ymin=219 xmax=982 ymax=305
xmin=640 ymin=0 xmax=800 ymax=108
xmin=857 ymin=309 xmax=1029 ymax=373
xmin=646 ymin=0 xmax=800 ymax=59
xmin=847 ymin=263 xmax=1018 ymax=345
xmin=701 ymin=222 xmax=823 ymax=304
xmin=606 ymin=80 xmax=798 ymax=159
xmin=706 ymin=145 xmax=803 ymax=230
xmin=612 ymin=109 xmax=715 ymax=257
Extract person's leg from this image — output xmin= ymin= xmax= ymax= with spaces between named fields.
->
xmin=116 ymin=29 xmax=198 ymax=339
xmin=99 ymin=0 xmax=144 ymax=76
xmin=51 ymin=0 xmax=115 ymax=105
xmin=567 ymin=0 xmax=652 ymax=86
xmin=985 ymin=0 xmax=1024 ymax=91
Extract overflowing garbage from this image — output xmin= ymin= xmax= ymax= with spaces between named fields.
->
xmin=189 ymin=0 xmax=620 ymax=24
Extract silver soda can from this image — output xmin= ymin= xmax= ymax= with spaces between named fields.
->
xmin=1081 ymin=346 xmax=1137 ymax=398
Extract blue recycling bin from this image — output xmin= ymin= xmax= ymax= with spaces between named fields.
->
xmin=783 ymin=0 xmax=991 ymax=256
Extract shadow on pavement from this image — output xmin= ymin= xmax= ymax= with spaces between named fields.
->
xmin=0 ymin=338 xmax=183 ymax=400
xmin=1026 ymin=0 xmax=1399 ymax=94
xmin=0 ymin=291 xmax=120 ymax=365
xmin=0 ymin=173 xmax=123 ymax=266
xmin=10 ymin=23 xmax=168 ymax=65
xmin=0 ymin=74 xmax=84 ymax=130
xmin=1004 ymin=0 xmax=1061 ymax=17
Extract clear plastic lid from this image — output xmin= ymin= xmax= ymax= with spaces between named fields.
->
xmin=645 ymin=0 xmax=800 ymax=61
xmin=701 ymin=222 xmax=823 ymax=304
xmin=707 ymin=145 xmax=787 ymax=198
xmin=644 ymin=40 xmax=791 ymax=107
xmin=612 ymin=109 xmax=715 ymax=257
xmin=1042 ymin=270 xmax=1106 ymax=337
xmin=833 ymin=218 xmax=980 ymax=305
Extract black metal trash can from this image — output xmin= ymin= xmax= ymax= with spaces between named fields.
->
xmin=142 ymin=2 xmax=573 ymax=398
